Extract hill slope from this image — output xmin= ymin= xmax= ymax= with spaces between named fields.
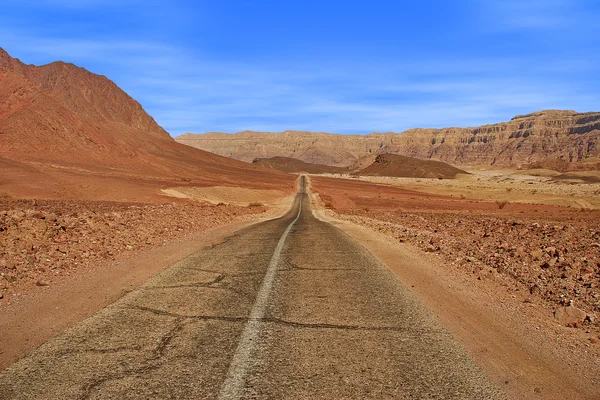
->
xmin=176 ymin=110 xmax=600 ymax=169
xmin=359 ymin=154 xmax=468 ymax=179
xmin=252 ymin=156 xmax=348 ymax=174
xmin=0 ymin=48 xmax=293 ymax=200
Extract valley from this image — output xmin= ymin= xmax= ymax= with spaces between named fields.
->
xmin=1 ymin=45 xmax=599 ymax=399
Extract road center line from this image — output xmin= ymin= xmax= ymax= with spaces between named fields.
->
xmin=217 ymin=185 xmax=303 ymax=400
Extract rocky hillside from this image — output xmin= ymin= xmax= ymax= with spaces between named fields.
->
xmin=0 ymin=48 xmax=293 ymax=200
xmin=252 ymin=156 xmax=348 ymax=174
xmin=177 ymin=110 xmax=600 ymax=169
xmin=359 ymin=154 xmax=468 ymax=179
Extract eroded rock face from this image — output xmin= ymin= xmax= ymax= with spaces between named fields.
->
xmin=177 ymin=110 xmax=600 ymax=168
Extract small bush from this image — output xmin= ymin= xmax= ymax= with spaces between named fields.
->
xmin=496 ymin=200 xmax=509 ymax=209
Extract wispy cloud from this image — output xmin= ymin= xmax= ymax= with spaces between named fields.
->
xmin=477 ymin=0 xmax=598 ymax=31
xmin=1 ymin=1 xmax=598 ymax=136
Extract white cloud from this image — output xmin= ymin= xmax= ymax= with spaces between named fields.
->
xmin=1 ymin=12 xmax=598 ymax=136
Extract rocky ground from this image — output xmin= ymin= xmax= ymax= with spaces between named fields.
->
xmin=0 ymin=199 xmax=267 ymax=303
xmin=330 ymin=208 xmax=600 ymax=332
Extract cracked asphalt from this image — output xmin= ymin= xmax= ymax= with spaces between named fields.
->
xmin=0 ymin=177 xmax=505 ymax=399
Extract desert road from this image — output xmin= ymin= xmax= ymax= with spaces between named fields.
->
xmin=0 ymin=176 xmax=505 ymax=399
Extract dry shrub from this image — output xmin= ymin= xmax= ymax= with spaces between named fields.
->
xmin=324 ymin=201 xmax=335 ymax=209
xmin=496 ymin=200 xmax=509 ymax=209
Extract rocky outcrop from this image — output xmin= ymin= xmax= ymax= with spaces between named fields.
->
xmin=359 ymin=154 xmax=468 ymax=179
xmin=177 ymin=110 xmax=600 ymax=168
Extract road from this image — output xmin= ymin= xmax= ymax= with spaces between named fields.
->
xmin=0 ymin=176 xmax=505 ymax=399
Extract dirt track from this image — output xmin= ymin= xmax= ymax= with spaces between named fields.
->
xmin=0 ymin=177 xmax=504 ymax=399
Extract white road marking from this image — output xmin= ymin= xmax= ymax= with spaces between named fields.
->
xmin=217 ymin=186 xmax=303 ymax=400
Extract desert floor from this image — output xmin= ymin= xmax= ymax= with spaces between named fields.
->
xmin=1 ymin=170 xmax=599 ymax=399
xmin=309 ymin=170 xmax=599 ymax=399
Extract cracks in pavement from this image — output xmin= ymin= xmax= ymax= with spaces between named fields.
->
xmin=128 ymin=306 xmax=430 ymax=336
xmin=77 ymin=318 xmax=187 ymax=400
xmin=131 ymin=305 xmax=247 ymax=324
xmin=181 ymin=266 xmax=264 ymax=278
xmin=141 ymin=272 xmax=254 ymax=298
xmin=148 ymin=273 xmax=226 ymax=290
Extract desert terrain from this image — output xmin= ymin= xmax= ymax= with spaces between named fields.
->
xmin=177 ymin=110 xmax=600 ymax=169
xmin=0 ymin=48 xmax=296 ymax=371
xmin=307 ymin=171 xmax=600 ymax=399
xmin=2 ymin=45 xmax=600 ymax=399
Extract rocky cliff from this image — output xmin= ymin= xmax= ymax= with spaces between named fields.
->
xmin=177 ymin=110 xmax=600 ymax=168
xmin=252 ymin=156 xmax=348 ymax=174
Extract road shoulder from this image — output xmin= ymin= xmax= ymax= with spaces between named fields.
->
xmin=310 ymin=193 xmax=599 ymax=400
xmin=0 ymin=205 xmax=291 ymax=372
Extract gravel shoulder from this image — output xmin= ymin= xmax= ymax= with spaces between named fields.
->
xmin=0 ymin=195 xmax=294 ymax=371
xmin=309 ymin=180 xmax=600 ymax=400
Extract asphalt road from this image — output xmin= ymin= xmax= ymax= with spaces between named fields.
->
xmin=0 ymin=176 xmax=505 ymax=399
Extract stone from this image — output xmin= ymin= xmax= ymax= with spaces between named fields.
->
xmin=554 ymin=306 xmax=587 ymax=327
xmin=530 ymin=249 xmax=543 ymax=260
xmin=35 ymin=280 xmax=50 ymax=287
xmin=540 ymin=258 xmax=557 ymax=269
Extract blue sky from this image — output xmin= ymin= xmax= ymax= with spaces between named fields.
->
xmin=1 ymin=0 xmax=598 ymax=136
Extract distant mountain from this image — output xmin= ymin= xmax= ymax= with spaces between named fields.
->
xmin=176 ymin=110 xmax=600 ymax=169
xmin=359 ymin=154 xmax=468 ymax=179
xmin=0 ymin=48 xmax=292 ymax=200
xmin=252 ymin=156 xmax=348 ymax=174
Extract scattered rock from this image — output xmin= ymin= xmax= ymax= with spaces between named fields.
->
xmin=554 ymin=306 xmax=587 ymax=327
xmin=0 ymin=198 xmax=268 ymax=297
xmin=530 ymin=249 xmax=543 ymax=260
xmin=425 ymin=244 xmax=440 ymax=253
xmin=540 ymin=258 xmax=557 ymax=269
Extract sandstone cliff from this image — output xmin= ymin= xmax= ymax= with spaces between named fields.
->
xmin=177 ymin=110 xmax=600 ymax=169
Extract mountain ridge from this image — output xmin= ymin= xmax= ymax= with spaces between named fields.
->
xmin=177 ymin=110 xmax=600 ymax=168
xmin=0 ymin=48 xmax=293 ymax=200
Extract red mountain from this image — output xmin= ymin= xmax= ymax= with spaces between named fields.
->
xmin=0 ymin=48 xmax=293 ymax=200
